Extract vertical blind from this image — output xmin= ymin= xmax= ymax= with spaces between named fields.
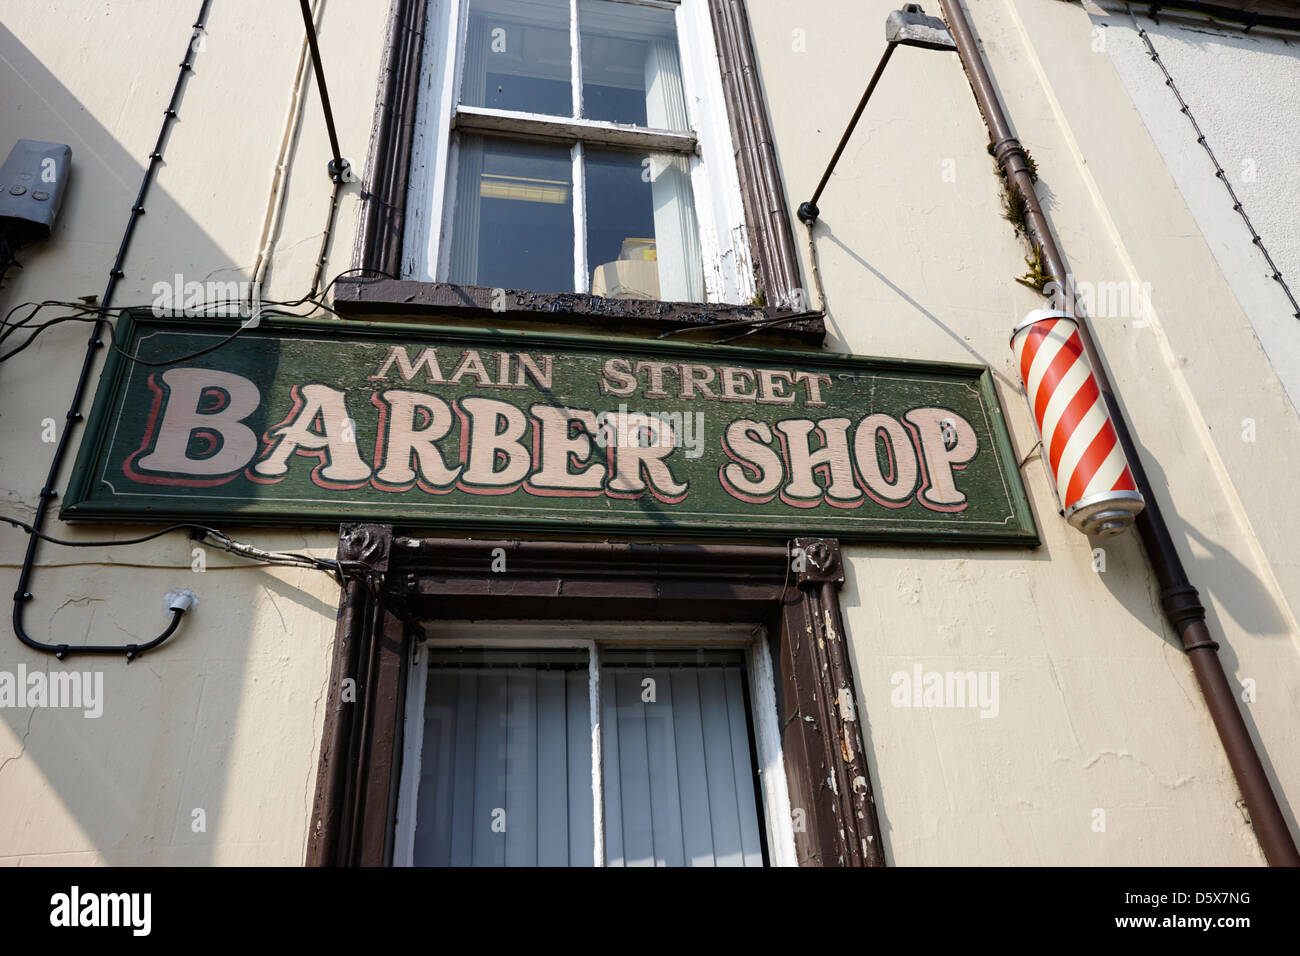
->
xmin=412 ymin=651 xmax=765 ymax=866
xmin=643 ymin=38 xmax=703 ymax=303
xmin=602 ymin=665 xmax=764 ymax=867
xmin=414 ymin=665 xmax=593 ymax=866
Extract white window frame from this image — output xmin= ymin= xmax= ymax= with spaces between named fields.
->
xmin=392 ymin=620 xmax=797 ymax=867
xmin=402 ymin=0 xmax=757 ymax=305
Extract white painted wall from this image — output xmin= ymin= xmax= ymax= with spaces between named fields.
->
xmin=0 ymin=0 xmax=383 ymax=865
xmin=0 ymin=0 xmax=1295 ymax=866
xmin=1096 ymin=7 xmax=1300 ymax=412
xmin=748 ymin=0 xmax=1300 ymax=864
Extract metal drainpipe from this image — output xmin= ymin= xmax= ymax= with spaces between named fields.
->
xmin=938 ymin=0 xmax=1299 ymax=866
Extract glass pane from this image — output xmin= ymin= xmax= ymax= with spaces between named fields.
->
xmin=600 ymin=651 xmax=765 ymax=867
xmin=585 ymin=147 xmax=703 ymax=302
xmin=411 ymin=647 xmax=765 ymax=867
xmin=448 ymin=136 xmax=575 ymax=293
xmin=414 ymin=653 xmax=593 ymax=867
xmin=580 ymin=0 xmax=688 ymax=130
xmin=462 ymin=0 xmax=573 ymax=117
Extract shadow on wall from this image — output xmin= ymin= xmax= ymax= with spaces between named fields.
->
xmin=1097 ymin=434 xmax=1290 ymax=644
xmin=0 ymin=20 xmax=256 ymax=865
xmin=816 ymin=225 xmax=1024 ymax=394
xmin=1094 ymin=440 xmax=1298 ymax=842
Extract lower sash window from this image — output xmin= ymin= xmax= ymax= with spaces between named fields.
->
xmin=392 ymin=623 xmax=792 ymax=866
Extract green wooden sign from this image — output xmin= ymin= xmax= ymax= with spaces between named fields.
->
xmin=63 ymin=312 xmax=1037 ymax=544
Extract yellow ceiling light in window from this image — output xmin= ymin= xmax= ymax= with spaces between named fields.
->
xmin=479 ymin=172 xmax=569 ymax=205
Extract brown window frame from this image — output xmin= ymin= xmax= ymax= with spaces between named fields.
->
xmin=306 ymin=525 xmax=884 ymax=867
xmin=335 ymin=0 xmax=824 ymax=344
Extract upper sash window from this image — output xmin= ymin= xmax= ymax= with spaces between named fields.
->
xmin=404 ymin=0 xmax=757 ymax=306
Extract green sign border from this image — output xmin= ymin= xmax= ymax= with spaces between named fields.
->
xmin=63 ymin=311 xmax=1038 ymax=546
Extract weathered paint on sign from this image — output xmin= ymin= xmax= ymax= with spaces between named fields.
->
xmin=64 ymin=313 xmax=1038 ymax=544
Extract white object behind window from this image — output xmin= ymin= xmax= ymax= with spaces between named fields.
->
xmin=403 ymin=0 xmax=756 ymax=305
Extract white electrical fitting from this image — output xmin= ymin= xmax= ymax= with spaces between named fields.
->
xmin=164 ymin=589 xmax=199 ymax=614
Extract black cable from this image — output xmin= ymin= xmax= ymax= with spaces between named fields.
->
xmin=2 ymin=516 xmax=225 ymax=549
xmin=657 ymin=309 xmax=825 ymax=343
xmin=1 ymin=267 xmax=395 ymax=341
xmin=0 ymin=233 xmax=19 ymax=290
xmin=282 ymin=265 xmax=398 ymax=306
xmin=2 ymin=512 xmax=352 ymax=661
xmin=102 ymin=323 xmax=256 ymax=367
xmin=12 ymin=0 xmax=214 ymax=661
xmin=8 ymin=4 xmax=387 ymax=659
xmin=1124 ymin=3 xmax=1299 ymax=320
xmin=1 ymin=512 xmax=338 ymax=571
xmin=716 ymin=312 xmax=825 ymax=344
xmin=0 ymin=299 xmax=75 ymax=345
xmin=0 ymin=266 xmax=397 ymax=366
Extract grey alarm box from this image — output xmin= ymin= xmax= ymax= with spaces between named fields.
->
xmin=0 ymin=140 xmax=72 ymax=244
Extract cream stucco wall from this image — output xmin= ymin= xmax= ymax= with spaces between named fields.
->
xmin=0 ymin=0 xmax=1296 ymax=865
xmin=0 ymin=0 xmax=381 ymax=865
xmin=748 ymin=0 xmax=1299 ymax=864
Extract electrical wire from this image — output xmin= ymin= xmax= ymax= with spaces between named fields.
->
xmin=709 ymin=219 xmax=832 ymax=344
xmin=0 ymin=234 xmax=19 ymax=289
xmin=1124 ymin=2 xmax=1299 ymax=320
xmin=656 ymin=308 xmax=825 ymax=342
xmin=0 ymin=266 xmax=395 ymax=366
xmin=2 ymin=514 xmax=348 ymax=581
xmin=11 ymin=0 xmax=213 ymax=661
xmin=6 ymin=2 xmax=389 ymax=660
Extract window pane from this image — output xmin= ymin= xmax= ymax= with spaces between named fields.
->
xmin=462 ymin=0 xmax=573 ymax=117
xmin=580 ymin=0 xmax=688 ymax=131
xmin=586 ymin=148 xmax=703 ymax=302
xmin=448 ymin=136 xmax=575 ymax=293
xmin=413 ymin=652 xmax=593 ymax=867
xmin=411 ymin=648 xmax=765 ymax=867
xmin=601 ymin=651 xmax=765 ymax=867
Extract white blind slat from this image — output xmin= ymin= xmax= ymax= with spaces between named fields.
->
xmin=472 ymin=674 xmax=508 ymax=866
xmin=698 ymin=668 xmax=745 ymax=866
xmin=536 ymin=671 xmax=570 ymax=865
xmin=413 ymin=673 xmax=459 ymax=865
xmin=448 ymin=675 xmax=479 ymax=867
xmin=644 ymin=669 xmax=686 ymax=868
xmin=505 ymin=672 xmax=538 ymax=866
xmin=613 ymin=672 xmax=656 ymax=866
xmin=669 ymin=670 xmax=717 ymax=866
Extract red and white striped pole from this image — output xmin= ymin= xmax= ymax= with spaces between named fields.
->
xmin=1010 ymin=309 xmax=1145 ymax=536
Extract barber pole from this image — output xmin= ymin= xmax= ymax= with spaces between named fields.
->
xmin=1010 ymin=309 xmax=1144 ymax=536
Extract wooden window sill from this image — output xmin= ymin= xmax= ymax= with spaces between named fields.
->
xmin=332 ymin=277 xmax=825 ymax=344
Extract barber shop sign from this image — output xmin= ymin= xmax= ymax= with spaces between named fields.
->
xmin=64 ymin=313 xmax=1036 ymax=544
